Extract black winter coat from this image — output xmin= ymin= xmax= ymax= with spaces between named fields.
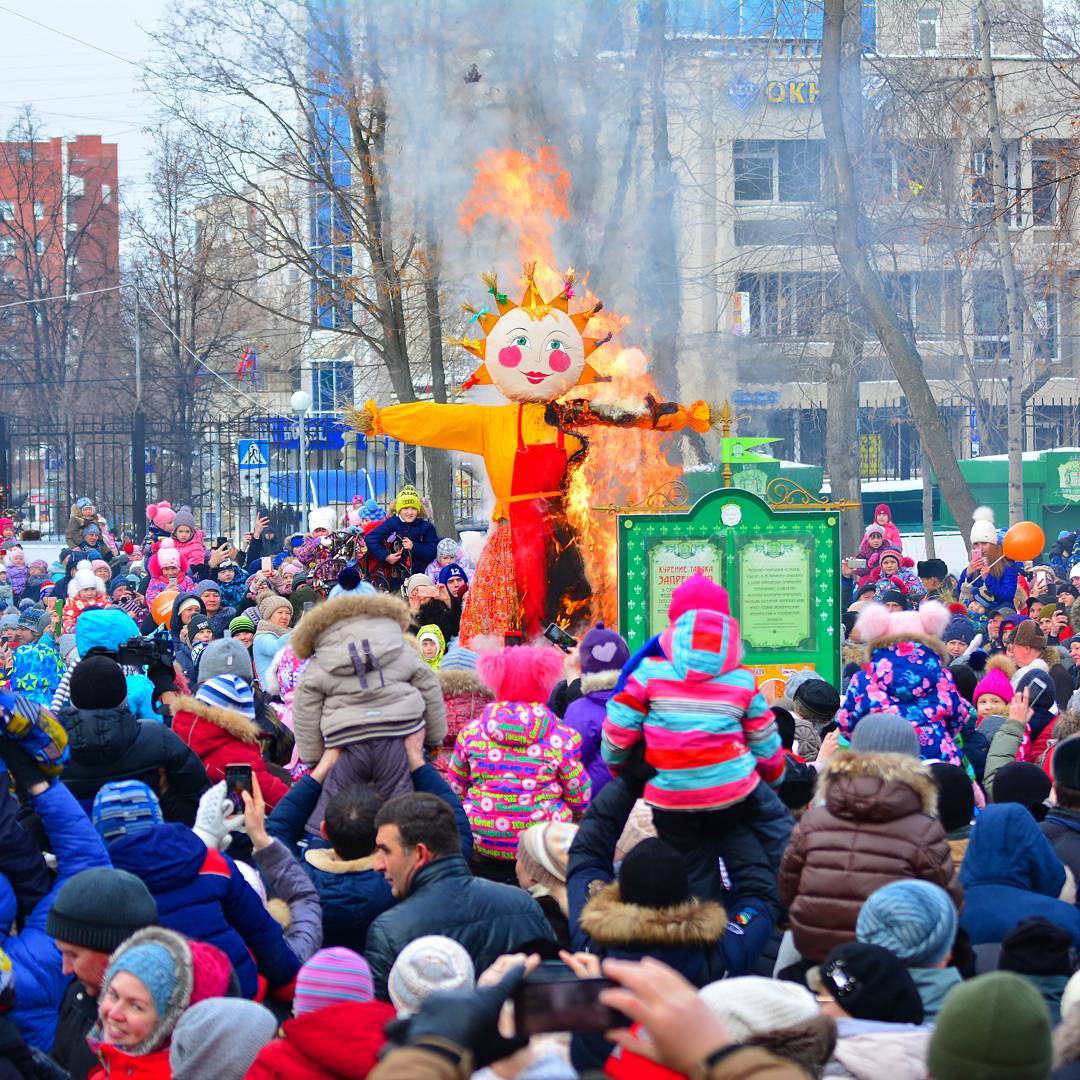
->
xmin=364 ymin=854 xmax=555 ymax=999
xmin=48 ymin=980 xmax=98 ymax=1080
xmin=59 ymin=702 xmax=210 ymax=825
xmin=1042 ymin=807 xmax=1080 ymax=884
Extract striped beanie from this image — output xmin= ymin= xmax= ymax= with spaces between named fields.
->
xmin=440 ymin=645 xmax=478 ymax=672
xmin=196 ymin=675 xmax=255 ymax=720
xmin=293 ymin=947 xmax=374 ymax=1016
xmin=92 ymin=780 xmax=163 ymax=842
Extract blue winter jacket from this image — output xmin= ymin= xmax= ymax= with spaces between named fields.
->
xmin=266 ymin=762 xmax=472 ymax=954
xmin=365 ymin=514 xmax=439 ymax=571
xmin=74 ymin=608 xmax=158 ymax=720
xmin=1 ymin=779 xmax=110 ymax=1050
xmin=957 ymin=563 xmax=1020 ymax=609
xmin=959 ymin=803 xmax=1080 ymax=947
xmin=106 ymin=822 xmax=299 ymax=997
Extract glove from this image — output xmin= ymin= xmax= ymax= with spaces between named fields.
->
xmin=145 ymin=655 xmax=177 ymax=710
xmin=619 ymin=742 xmax=658 ymax=799
xmin=384 ymin=966 xmax=528 ymax=1069
xmin=0 ymin=738 xmax=49 ymax=793
xmin=193 ymin=781 xmax=245 ymax=850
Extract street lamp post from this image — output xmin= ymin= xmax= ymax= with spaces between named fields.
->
xmin=290 ymin=390 xmax=312 ymax=530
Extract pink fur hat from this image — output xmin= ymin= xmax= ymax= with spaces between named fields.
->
xmin=147 ymin=502 xmax=175 ymax=530
xmin=855 ymin=600 xmax=951 ymax=645
xmin=148 ymin=538 xmax=184 ymax=577
xmin=478 ymin=644 xmax=564 ymax=704
xmin=668 ymin=573 xmax=730 ymax=620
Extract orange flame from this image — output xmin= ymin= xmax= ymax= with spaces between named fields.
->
xmin=459 ymin=146 xmax=683 ymax=628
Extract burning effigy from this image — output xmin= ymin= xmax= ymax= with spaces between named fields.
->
xmin=346 ymin=265 xmax=710 ymax=644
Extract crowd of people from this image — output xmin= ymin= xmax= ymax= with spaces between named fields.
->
xmin=0 ymin=491 xmax=1078 ymax=1077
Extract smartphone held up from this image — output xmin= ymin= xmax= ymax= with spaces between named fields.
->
xmin=224 ymin=763 xmax=253 ymax=813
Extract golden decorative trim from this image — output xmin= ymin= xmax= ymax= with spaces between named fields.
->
xmin=766 ymin=476 xmax=861 ymax=512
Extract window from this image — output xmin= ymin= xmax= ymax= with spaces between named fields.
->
xmin=1029 ymin=284 xmax=1059 ymax=360
xmin=971 ymin=141 xmax=1020 ymax=226
xmin=16 ymin=148 xmax=31 ymax=164
xmin=734 ymin=272 xmax=825 ymax=337
xmin=32 ymin=202 xmax=44 ymax=220
xmin=889 ymin=273 xmax=946 ymax=336
xmin=733 ymin=140 xmax=823 ymax=202
xmin=972 ymin=273 xmax=1009 ymax=360
xmin=0 ymin=201 xmax=12 ymax=222
xmin=33 ymin=238 xmax=44 ymax=256
xmin=310 ymin=359 xmax=353 ymax=415
xmin=0 ymin=238 xmax=14 ymax=258
xmin=917 ymin=6 xmax=939 ymax=51
xmin=1032 ymin=142 xmax=1065 ymax=226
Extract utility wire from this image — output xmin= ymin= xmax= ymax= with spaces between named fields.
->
xmin=0 ymin=6 xmax=141 ymax=69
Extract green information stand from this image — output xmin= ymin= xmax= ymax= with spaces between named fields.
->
xmin=617 ymin=486 xmax=841 ymax=696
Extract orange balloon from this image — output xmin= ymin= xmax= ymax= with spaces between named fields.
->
xmin=1002 ymin=521 xmax=1046 ymax=563
xmin=150 ymin=589 xmax=179 ymax=628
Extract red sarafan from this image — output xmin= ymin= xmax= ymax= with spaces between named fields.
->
xmin=478 ymin=644 xmax=565 ymax=703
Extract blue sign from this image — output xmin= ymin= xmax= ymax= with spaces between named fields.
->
xmin=238 ymin=439 xmax=270 ymax=470
xmin=733 ymin=390 xmax=780 ymax=407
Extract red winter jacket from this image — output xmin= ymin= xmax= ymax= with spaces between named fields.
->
xmin=89 ymin=1045 xmax=171 ymax=1080
xmin=245 ymin=1000 xmax=396 ymax=1079
xmin=169 ymin=695 xmax=290 ymax=808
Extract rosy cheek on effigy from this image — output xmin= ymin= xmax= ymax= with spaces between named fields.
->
xmin=499 ymin=345 xmax=522 ymax=367
xmin=549 ymin=349 xmax=571 ymax=372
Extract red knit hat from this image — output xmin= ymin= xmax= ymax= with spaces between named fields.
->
xmin=668 ymin=573 xmax=729 ymax=619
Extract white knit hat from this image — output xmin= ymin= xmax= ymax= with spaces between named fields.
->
xmin=970 ymin=505 xmax=997 ymax=546
xmin=1062 ymin=969 xmax=1080 ymax=1019
xmin=67 ymin=559 xmax=105 ymax=599
xmin=387 ymin=935 xmax=474 ymax=1017
xmin=307 ymin=506 xmax=336 ymax=535
xmin=698 ymin=977 xmax=820 ymax=1042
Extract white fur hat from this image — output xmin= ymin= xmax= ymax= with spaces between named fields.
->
xmin=699 ymin=977 xmax=820 ymax=1041
xmin=67 ymin=559 xmax=105 ymax=599
xmin=307 ymin=506 xmax=336 ymax=535
xmin=971 ymin=505 xmax=997 ymax=546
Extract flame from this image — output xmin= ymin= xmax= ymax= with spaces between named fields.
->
xmin=459 ymin=146 xmax=683 ymax=628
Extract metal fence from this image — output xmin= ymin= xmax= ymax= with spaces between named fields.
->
xmin=0 ymin=413 xmax=484 ymax=541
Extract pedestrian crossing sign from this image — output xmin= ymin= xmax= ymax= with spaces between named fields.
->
xmin=238 ymin=439 xmax=270 ymax=470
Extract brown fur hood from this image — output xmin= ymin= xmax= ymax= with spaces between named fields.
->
xmin=438 ymin=667 xmax=492 ymax=698
xmin=581 ymin=670 xmax=620 ymax=695
xmin=304 ymin=848 xmax=377 ymax=875
xmin=819 ymin=751 xmax=938 ymax=816
xmin=290 ymin=592 xmax=412 ymax=659
xmin=169 ymin=693 xmax=261 ymax=744
xmin=578 ymin=881 xmax=727 ymax=948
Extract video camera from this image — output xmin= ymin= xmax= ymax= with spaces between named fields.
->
xmin=115 ymin=635 xmax=175 ymax=670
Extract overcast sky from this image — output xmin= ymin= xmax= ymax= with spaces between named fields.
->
xmin=0 ymin=1 xmax=170 ymax=202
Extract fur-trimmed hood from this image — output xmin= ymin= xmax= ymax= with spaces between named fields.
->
xmin=305 ymin=848 xmax=377 ymax=875
xmin=581 ymin=670 xmax=620 ymax=695
xmin=578 ymin=881 xmax=727 ymax=948
xmin=438 ymin=667 xmax=492 ymax=698
xmin=98 ymin=925 xmax=193 ymax=1055
xmin=289 ymin=591 xmax=412 ymax=660
xmin=820 ymin=751 xmax=938 ymax=819
xmin=169 ymin=693 xmax=260 ymax=744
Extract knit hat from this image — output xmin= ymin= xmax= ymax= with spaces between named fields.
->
xmin=46 ymin=868 xmax=157 ymax=953
xmin=194 ymin=579 xmax=221 ymax=597
xmin=436 ymin=537 xmax=458 ymax=558
xmin=618 ymin=837 xmax=690 ymax=908
xmin=970 ymin=506 xmax=998 ymax=547
xmin=359 ymin=498 xmax=383 ymax=522
xmin=928 ymin=971 xmax=1051 ymax=1080
xmin=792 ymin=678 xmax=840 ymax=722
xmin=698 ymin=977 xmax=820 ymax=1042
xmin=169 ymin=506 xmax=194 ymax=532
xmin=67 ymin=559 xmax=105 ymax=599
xmin=439 ymin=645 xmax=478 ymax=672
xmin=437 ymin=563 xmax=468 ymax=586
xmin=815 ymin=942 xmax=924 ymax=1024
xmin=785 ymin=670 xmax=824 ymax=701
xmin=880 ymin=590 xmax=910 ymax=610
xmin=196 ymin=674 xmax=255 ymax=719
xmin=1000 ymin=918 xmax=1073 ymax=978
xmin=1016 ymin=669 xmax=1057 ymax=713
xmin=70 ymin=655 xmax=127 ymax=710
xmin=973 ymin=665 xmax=1015 ymax=708
xmin=92 ymin=780 xmax=163 ymax=842
xmin=943 ymin=616 xmax=977 ymax=646
xmin=106 ymin=941 xmax=178 ymax=1020
xmin=227 ymin=614 xmax=256 ymax=638
xmin=395 ymin=485 xmax=423 ymax=514
xmin=293 ymin=947 xmax=375 ymax=1016
xmin=186 ymin=614 xmax=211 ymax=639
xmin=518 ymin=821 xmax=576 ymax=891
xmin=849 ymin=712 xmax=920 ymax=758
xmin=579 ymin=623 xmax=630 ymax=675
xmin=387 ymin=935 xmax=475 ymax=1017
xmin=156 ymin=540 xmax=182 ymax=572
xmin=404 ymin=573 xmax=435 ymax=595
xmin=668 ymin=573 xmax=729 ymax=619
xmin=1052 ymin=735 xmax=1080 ymax=792
xmin=1012 ymin=619 xmax=1047 ymax=651
xmin=82 ymin=522 xmax=101 ymax=538
xmin=194 ymin=639 xmax=254 ymax=689
xmin=855 ymin=880 xmax=957 ymax=967
xmin=307 ymin=506 xmax=336 ymax=535
xmin=258 ymin=594 xmax=292 ymax=623
xmin=917 ymin=558 xmax=949 ymax=579
xmin=110 ymin=578 xmax=133 ymax=597
xmin=929 ymin=762 xmax=975 ymax=832
xmin=16 ymin=607 xmax=43 ymax=632
xmin=992 ymin=761 xmax=1051 ymax=820
xmin=169 ymin=998 xmax=278 ymax=1080
xmin=175 ymin=596 xmax=201 ymax=622
xmin=76 ymin=497 xmax=93 ymax=511
xmin=1062 ymin=969 xmax=1080 ymax=1018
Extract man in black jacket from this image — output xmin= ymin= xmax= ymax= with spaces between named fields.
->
xmin=365 ymin=793 xmax=555 ymax=999
xmin=47 ymin=867 xmax=158 ymax=1080
xmin=1041 ymin=735 xmax=1080 ymax=881
xmin=59 ymin=655 xmax=209 ymax=824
